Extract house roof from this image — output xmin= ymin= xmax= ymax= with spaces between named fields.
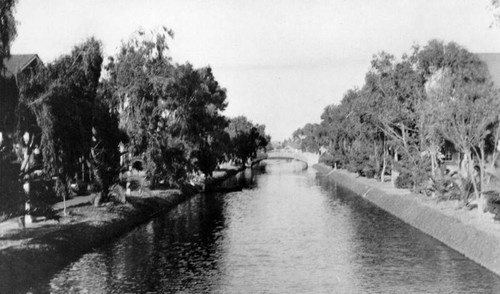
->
xmin=477 ymin=53 xmax=500 ymax=86
xmin=2 ymin=54 xmax=42 ymax=77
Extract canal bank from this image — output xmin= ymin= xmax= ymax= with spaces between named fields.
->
xmin=313 ymin=163 xmax=500 ymax=277
xmin=0 ymin=165 xmax=247 ymax=291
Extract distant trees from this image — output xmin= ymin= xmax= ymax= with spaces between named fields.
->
xmin=296 ymin=39 xmax=499 ymax=207
xmin=292 ymin=123 xmax=321 ymax=153
xmin=226 ymin=116 xmax=269 ymax=166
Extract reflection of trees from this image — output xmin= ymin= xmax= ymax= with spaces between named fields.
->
xmin=49 ymin=192 xmax=230 ymax=293
xmin=218 ymin=168 xmax=256 ymax=189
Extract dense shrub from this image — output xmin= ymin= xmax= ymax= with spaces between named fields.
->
xmin=362 ymin=166 xmax=377 ymax=178
xmin=395 ymin=172 xmax=413 ymax=189
xmin=319 ymin=152 xmax=335 ymax=167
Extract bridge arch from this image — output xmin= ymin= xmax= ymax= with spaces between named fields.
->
xmin=263 ymin=151 xmax=309 ymax=168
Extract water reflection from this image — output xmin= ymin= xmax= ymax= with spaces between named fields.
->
xmin=44 ymin=161 xmax=500 ymax=293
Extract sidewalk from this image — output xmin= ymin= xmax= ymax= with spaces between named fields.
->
xmin=0 ymin=194 xmax=96 ymax=247
xmin=0 ymin=165 xmax=245 ymax=250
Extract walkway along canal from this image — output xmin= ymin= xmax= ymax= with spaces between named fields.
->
xmin=10 ymin=160 xmax=500 ymax=293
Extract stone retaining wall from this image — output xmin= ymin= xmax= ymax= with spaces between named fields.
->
xmin=313 ymin=164 xmax=500 ymax=276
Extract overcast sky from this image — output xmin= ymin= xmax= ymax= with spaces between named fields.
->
xmin=11 ymin=0 xmax=500 ymax=141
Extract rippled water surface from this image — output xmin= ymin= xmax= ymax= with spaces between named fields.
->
xmin=42 ymin=161 xmax=500 ymax=293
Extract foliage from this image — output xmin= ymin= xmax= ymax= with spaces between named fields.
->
xmin=0 ymin=0 xmax=17 ymax=72
xmin=105 ymin=28 xmax=232 ymax=186
xmin=419 ymin=40 xmax=497 ymax=201
xmin=319 ymin=152 xmax=335 ymax=167
xmin=18 ymin=38 xmax=103 ymax=198
xmin=226 ymin=116 xmax=269 ymax=166
xmin=395 ymin=172 xmax=413 ymax=189
xmin=293 ymin=123 xmax=321 ymax=153
xmin=164 ymin=64 xmax=229 ymax=176
xmin=295 ymin=39 xmax=500 ymax=201
xmin=91 ymin=92 xmax=123 ymax=200
xmin=0 ymin=75 xmax=18 ymax=133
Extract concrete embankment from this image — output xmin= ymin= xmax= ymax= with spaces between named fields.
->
xmin=313 ymin=164 xmax=500 ymax=276
xmin=0 ymin=167 xmax=244 ymax=292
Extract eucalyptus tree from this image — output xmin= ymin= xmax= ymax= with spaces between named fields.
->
xmin=106 ymin=28 xmax=231 ymax=186
xmin=91 ymin=84 xmax=123 ymax=204
xmin=363 ymin=50 xmax=427 ymax=186
xmin=319 ymin=103 xmax=350 ymax=168
xmin=0 ymin=0 xmax=17 ymax=72
xmin=106 ymin=27 xmax=176 ymax=157
xmin=419 ymin=40 xmax=498 ymax=206
xmin=292 ymin=123 xmax=321 ymax=153
xmin=226 ymin=116 xmax=269 ymax=166
xmin=104 ymin=28 xmax=188 ymax=187
xmin=18 ymin=38 xmax=103 ymax=212
xmin=163 ymin=64 xmax=229 ymax=179
xmin=0 ymin=0 xmax=18 ymax=134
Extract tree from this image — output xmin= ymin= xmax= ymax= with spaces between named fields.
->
xmin=195 ymin=129 xmax=231 ymax=177
xmin=107 ymin=27 xmax=175 ymax=156
xmin=163 ymin=64 xmax=228 ymax=177
xmin=19 ymin=38 xmax=103 ymax=213
xmin=0 ymin=0 xmax=17 ymax=72
xmin=91 ymin=85 xmax=124 ymax=205
xmin=489 ymin=0 xmax=500 ymax=27
xmin=105 ymin=28 xmax=184 ymax=187
xmin=105 ymin=27 xmax=231 ymax=186
xmin=363 ymin=50 xmax=427 ymax=186
xmin=420 ymin=41 xmax=498 ymax=207
xmin=0 ymin=0 xmax=18 ymax=135
xmin=226 ymin=116 xmax=269 ymax=166
xmin=293 ymin=123 xmax=321 ymax=153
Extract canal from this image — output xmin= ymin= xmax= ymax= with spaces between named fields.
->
xmin=41 ymin=161 xmax=500 ymax=293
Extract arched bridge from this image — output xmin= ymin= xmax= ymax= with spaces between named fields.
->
xmin=262 ymin=151 xmax=310 ymax=168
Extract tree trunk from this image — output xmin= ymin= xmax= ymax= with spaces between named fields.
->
xmin=460 ymin=152 xmax=469 ymax=179
xmin=391 ymin=149 xmax=398 ymax=186
xmin=478 ymin=146 xmax=487 ymax=213
xmin=381 ymin=146 xmax=387 ymax=182
xmin=401 ymin=123 xmax=407 ymax=149
xmin=463 ymin=151 xmax=480 ymax=205
xmin=57 ymin=176 xmax=69 ymax=216
xmin=430 ymin=145 xmax=437 ymax=178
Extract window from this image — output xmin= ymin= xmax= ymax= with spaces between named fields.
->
xmin=444 ymin=150 xmax=453 ymax=161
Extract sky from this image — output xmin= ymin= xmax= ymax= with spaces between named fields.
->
xmin=11 ymin=0 xmax=500 ymax=141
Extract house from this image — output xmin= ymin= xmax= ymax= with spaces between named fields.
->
xmin=2 ymin=54 xmax=42 ymax=80
xmin=477 ymin=53 xmax=500 ymax=86
xmin=0 ymin=54 xmax=43 ymax=134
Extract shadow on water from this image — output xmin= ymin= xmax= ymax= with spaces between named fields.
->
xmin=209 ymin=163 xmax=270 ymax=192
xmin=47 ymin=192 xmax=230 ymax=293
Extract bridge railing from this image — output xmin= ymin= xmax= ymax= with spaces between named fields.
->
xmin=266 ymin=151 xmax=308 ymax=163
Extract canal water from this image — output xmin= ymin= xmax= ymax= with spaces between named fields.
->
xmin=42 ymin=161 xmax=500 ymax=293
